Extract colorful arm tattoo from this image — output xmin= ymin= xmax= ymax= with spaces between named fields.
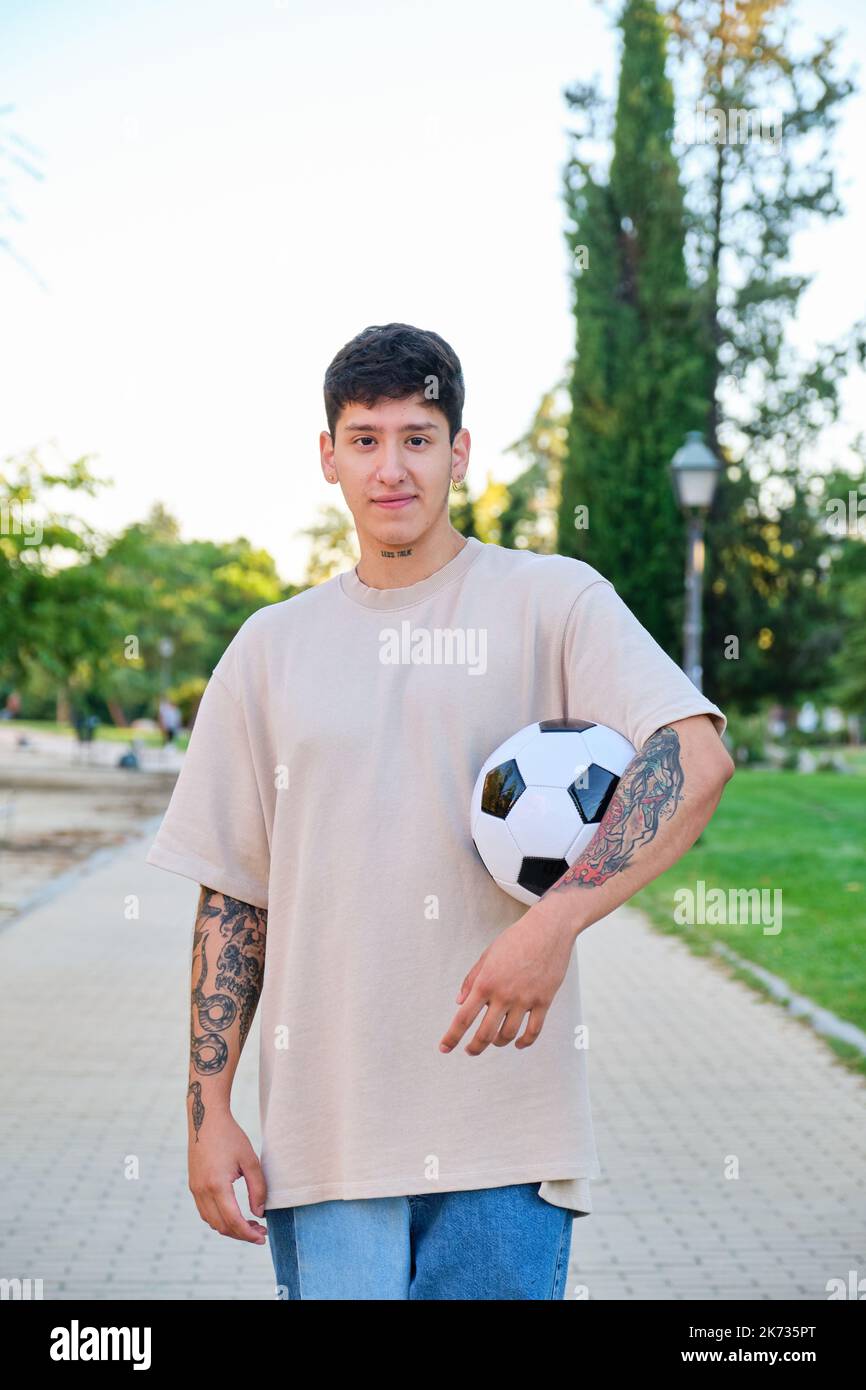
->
xmin=547 ymin=724 xmax=685 ymax=893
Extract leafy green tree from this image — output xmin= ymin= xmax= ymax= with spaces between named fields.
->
xmin=495 ymin=386 xmax=569 ymax=554
xmin=449 ymin=485 xmax=477 ymax=538
xmin=558 ymin=0 xmax=863 ymax=711
xmin=1 ymin=457 xmax=297 ymax=723
xmin=823 ymin=464 xmax=866 ymax=715
xmin=471 ymin=474 xmax=512 ymax=545
xmin=832 ymin=573 xmax=866 ymax=717
xmin=0 ymin=447 xmax=113 ymax=713
xmin=559 ymin=0 xmax=706 ymax=653
xmin=703 ymin=466 xmax=842 ymax=711
xmin=297 ymin=505 xmax=359 ymax=585
xmin=666 ymin=0 xmax=863 ymax=701
xmin=88 ymin=503 xmax=291 ymax=721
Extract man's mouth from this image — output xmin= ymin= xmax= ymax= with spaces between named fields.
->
xmin=372 ymin=495 xmax=417 ymax=509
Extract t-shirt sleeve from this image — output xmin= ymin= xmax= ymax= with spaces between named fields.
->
xmin=144 ymin=660 xmax=271 ymax=910
xmin=561 ymin=578 xmax=727 ymax=753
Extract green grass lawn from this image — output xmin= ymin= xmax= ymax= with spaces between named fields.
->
xmin=633 ymin=769 xmax=866 ymax=1075
xmin=838 ymin=746 xmax=866 ymax=775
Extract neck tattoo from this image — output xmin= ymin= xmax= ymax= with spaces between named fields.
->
xmin=380 ymin=548 xmax=413 ymax=558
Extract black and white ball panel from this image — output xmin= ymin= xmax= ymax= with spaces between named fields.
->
xmin=470 ymin=718 xmax=636 ymax=906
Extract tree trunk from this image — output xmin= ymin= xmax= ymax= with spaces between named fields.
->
xmin=107 ymin=699 xmax=128 ymax=728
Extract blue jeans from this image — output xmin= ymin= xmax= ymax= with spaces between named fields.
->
xmin=267 ymin=1182 xmax=576 ymax=1300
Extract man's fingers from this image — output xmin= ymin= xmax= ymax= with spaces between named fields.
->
xmin=212 ymin=1185 xmax=268 ymax=1243
xmin=241 ymin=1154 xmax=268 ymax=1219
xmin=439 ymin=991 xmax=487 ymax=1051
xmin=464 ymin=1003 xmax=511 ymax=1056
xmin=492 ymin=1008 xmax=526 ymax=1046
xmin=192 ymin=1189 xmax=220 ymax=1233
xmin=514 ymin=1005 xmax=549 ymax=1049
xmin=197 ymin=1189 xmax=241 ymax=1240
xmin=455 ymin=952 xmax=486 ymax=1005
xmin=441 ymin=991 xmax=546 ymax=1054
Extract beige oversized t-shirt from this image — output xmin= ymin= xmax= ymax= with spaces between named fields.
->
xmin=146 ymin=535 xmax=726 ymax=1217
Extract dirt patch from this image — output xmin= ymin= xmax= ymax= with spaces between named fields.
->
xmin=0 ymin=752 xmax=177 ymax=926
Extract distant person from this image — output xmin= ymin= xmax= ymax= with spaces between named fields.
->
xmin=158 ymin=698 xmax=182 ymax=745
xmin=73 ymin=709 xmax=99 ymax=743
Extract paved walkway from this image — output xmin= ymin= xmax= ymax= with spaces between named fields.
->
xmin=0 ymin=723 xmax=185 ymax=774
xmin=1 ymin=827 xmax=863 ymax=1300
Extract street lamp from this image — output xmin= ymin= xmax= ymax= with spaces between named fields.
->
xmin=158 ymin=637 xmax=175 ymax=695
xmin=156 ymin=637 xmax=176 ymax=753
xmin=670 ymin=431 xmax=722 ymax=692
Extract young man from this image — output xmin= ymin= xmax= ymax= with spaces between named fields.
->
xmin=145 ymin=322 xmax=733 ymax=1301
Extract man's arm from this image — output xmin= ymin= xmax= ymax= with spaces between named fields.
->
xmin=440 ymin=714 xmax=734 ymax=1056
xmin=187 ymin=886 xmax=270 ymax=1244
xmin=537 ymin=713 xmax=733 ymax=934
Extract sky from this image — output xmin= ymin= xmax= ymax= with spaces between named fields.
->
xmin=3 ymin=0 xmax=865 ymax=583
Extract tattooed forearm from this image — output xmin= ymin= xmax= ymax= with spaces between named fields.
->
xmin=194 ymin=889 xmax=267 ymax=1047
xmin=187 ymin=1081 xmax=205 ymax=1139
xmin=549 ymin=725 xmax=685 ymax=893
xmin=187 ymin=887 xmax=267 ymax=1140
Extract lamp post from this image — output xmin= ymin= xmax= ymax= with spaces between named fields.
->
xmin=670 ymin=431 xmax=722 ymax=693
xmin=158 ymin=637 xmax=175 ymax=693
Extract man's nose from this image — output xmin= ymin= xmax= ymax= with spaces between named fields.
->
xmin=377 ymin=445 xmax=407 ymax=479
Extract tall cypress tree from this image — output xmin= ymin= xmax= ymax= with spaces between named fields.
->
xmin=666 ymin=0 xmax=861 ymax=708
xmin=559 ymin=0 xmax=707 ymax=652
xmin=560 ymin=0 xmax=860 ymax=703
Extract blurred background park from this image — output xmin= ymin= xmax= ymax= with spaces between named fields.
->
xmin=1 ymin=0 xmax=864 ymax=1302
xmin=3 ymin=0 xmax=864 ymax=1056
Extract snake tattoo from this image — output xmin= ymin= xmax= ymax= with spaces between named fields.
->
xmin=187 ymin=888 xmax=268 ymax=1140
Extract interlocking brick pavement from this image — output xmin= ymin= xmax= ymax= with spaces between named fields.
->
xmin=568 ymin=907 xmax=865 ymax=1300
xmin=1 ymin=828 xmax=863 ymax=1300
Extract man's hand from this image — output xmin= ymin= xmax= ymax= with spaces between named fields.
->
xmin=440 ymin=716 xmax=733 ymax=1058
xmin=438 ymin=909 xmax=575 ymax=1055
xmin=188 ymin=1108 xmax=268 ymax=1244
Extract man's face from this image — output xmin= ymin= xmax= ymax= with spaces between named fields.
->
xmin=320 ymin=393 xmax=469 ymax=545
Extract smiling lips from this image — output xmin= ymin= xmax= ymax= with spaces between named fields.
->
xmin=372 ymin=495 xmax=416 ymax=509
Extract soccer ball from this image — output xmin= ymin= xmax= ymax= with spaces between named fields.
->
xmin=470 ymin=718 xmax=636 ymax=905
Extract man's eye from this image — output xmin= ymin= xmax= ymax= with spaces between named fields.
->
xmin=353 ymin=435 xmax=427 ymax=446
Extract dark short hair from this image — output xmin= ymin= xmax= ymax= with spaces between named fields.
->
xmin=323 ymin=323 xmax=465 ymax=444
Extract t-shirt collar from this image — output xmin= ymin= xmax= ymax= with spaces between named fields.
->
xmin=339 ymin=535 xmax=484 ymax=610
